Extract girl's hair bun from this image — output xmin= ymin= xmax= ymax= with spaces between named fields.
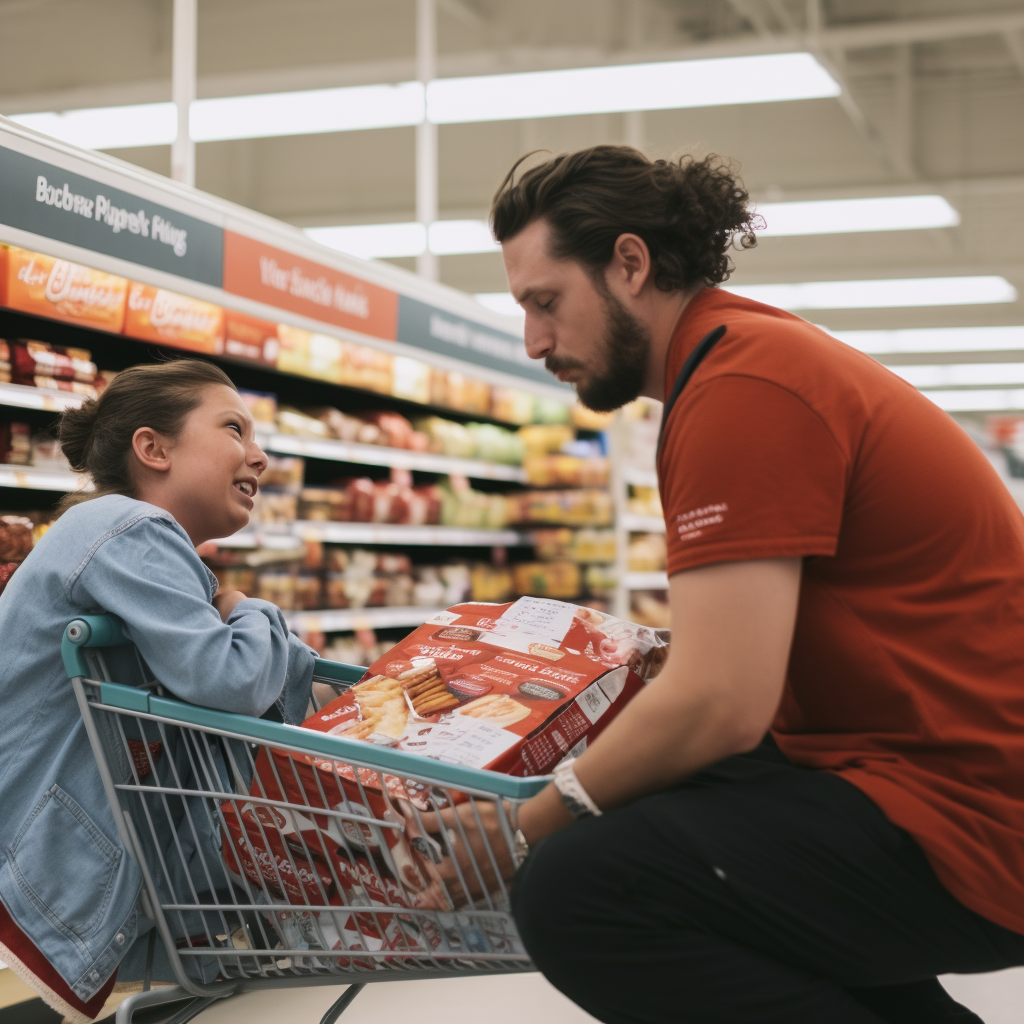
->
xmin=58 ymin=399 xmax=100 ymax=474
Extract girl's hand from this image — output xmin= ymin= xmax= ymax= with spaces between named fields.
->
xmin=213 ymin=589 xmax=247 ymax=622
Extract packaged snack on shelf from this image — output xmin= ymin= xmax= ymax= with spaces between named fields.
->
xmin=223 ymin=310 xmax=280 ymax=366
xmin=467 ymin=423 xmax=524 ymax=465
xmin=518 ymin=423 xmax=575 ymax=457
xmin=523 ymin=454 xmax=609 ymax=488
xmin=391 ymin=355 xmax=431 ymax=405
xmin=490 ymin=387 xmax=536 ymax=426
xmin=628 ymin=532 xmax=667 ymax=572
xmin=261 ymin=455 xmax=305 ymax=492
xmin=470 ymin=564 xmax=514 ymax=603
xmin=627 ymin=485 xmax=663 ymax=519
xmin=341 ymin=342 xmax=393 ymax=394
xmin=239 ymin=389 xmax=278 ymax=425
xmin=584 ymin=564 xmax=617 ymax=598
xmin=0 ymin=340 xmax=10 ymax=383
xmin=1 ymin=422 xmax=32 ymax=465
xmin=298 ymin=487 xmax=347 ymax=522
xmin=30 ymin=430 xmax=70 ymax=471
xmin=124 ymin=283 xmax=224 ymax=354
xmin=0 ymin=247 xmax=128 ymax=332
xmin=9 ymin=340 xmax=97 ymax=386
xmin=510 ymin=488 xmax=613 ymax=527
xmin=415 ymin=416 xmax=475 ymax=459
xmin=256 ymin=569 xmax=297 ymax=611
xmin=512 ymin=561 xmax=582 ymax=600
xmin=277 ymin=406 xmax=334 ymax=439
xmin=277 ymin=325 xmax=343 ymax=384
xmin=531 ymin=397 xmax=572 ymax=425
xmin=209 ymin=565 xmax=258 ymax=593
xmin=253 ymin=490 xmax=298 ymax=525
xmin=292 ymin=596 xmax=669 ymax=779
xmin=295 ymin=571 xmax=324 ymax=611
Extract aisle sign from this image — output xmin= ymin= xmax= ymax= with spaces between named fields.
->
xmin=396 ymin=295 xmax=558 ymax=388
xmin=222 ymin=231 xmax=399 ymax=341
xmin=0 ymin=145 xmax=223 ymax=286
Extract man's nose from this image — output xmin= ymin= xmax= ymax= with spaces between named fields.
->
xmin=524 ymin=320 xmax=555 ymax=361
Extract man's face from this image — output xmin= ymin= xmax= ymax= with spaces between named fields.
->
xmin=502 ymin=218 xmax=651 ymax=412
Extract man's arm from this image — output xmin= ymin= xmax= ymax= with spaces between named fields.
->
xmin=518 ymin=556 xmax=802 ymax=844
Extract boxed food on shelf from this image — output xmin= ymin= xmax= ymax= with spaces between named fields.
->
xmin=438 ymin=476 xmax=508 ymax=529
xmin=416 ymin=416 xmax=475 ymax=459
xmin=391 ymin=355 xmax=431 ymax=405
xmin=295 ymin=596 xmax=669 ymax=776
xmin=124 ymin=283 xmax=224 ymax=354
xmin=1 ymin=421 xmax=32 ymax=465
xmin=340 ymin=341 xmax=393 ymax=395
xmin=628 ymin=485 xmax=663 ymax=519
xmin=512 ymin=561 xmax=582 ymax=600
xmin=0 ymin=246 xmax=128 ymax=333
xmin=467 ymin=422 xmax=524 ymax=465
xmin=490 ymin=387 xmax=536 ymax=426
xmin=429 ymin=368 xmax=491 ymax=415
xmin=523 ymin=454 xmax=609 ymax=488
xmin=9 ymin=340 xmax=97 ymax=389
xmin=470 ymin=564 xmax=514 ymax=603
xmin=628 ymin=533 xmax=667 ymax=572
xmin=260 ymin=455 xmax=305 ymax=492
xmin=0 ymin=340 xmax=10 ymax=383
xmin=533 ymin=528 xmax=616 ymax=564
xmin=223 ymin=310 xmax=280 ymax=366
xmin=510 ymin=488 xmax=613 ymax=527
xmin=239 ymin=389 xmax=278 ymax=425
xmin=518 ymin=423 xmax=575 ymax=457
xmin=277 ymin=325 xmax=345 ymax=384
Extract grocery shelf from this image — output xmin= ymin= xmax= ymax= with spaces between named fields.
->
xmin=261 ymin=431 xmax=526 ymax=482
xmin=284 ymin=605 xmax=441 ymax=633
xmin=625 ymin=571 xmax=669 ymax=591
xmin=0 ymin=463 xmax=88 ymax=492
xmin=290 ymin=520 xmax=528 ymax=547
xmin=622 ymin=467 xmax=658 ymax=488
xmin=0 ymin=381 xmax=86 ymax=413
xmin=620 ymin=513 xmax=666 ymax=533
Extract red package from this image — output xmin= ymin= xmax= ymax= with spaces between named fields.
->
xmin=10 ymin=340 xmax=96 ymax=385
xmin=359 ymin=411 xmax=415 ymax=450
xmin=332 ymin=478 xmax=375 ymax=522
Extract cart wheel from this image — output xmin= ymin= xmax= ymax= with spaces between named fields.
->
xmin=320 ymin=983 xmax=366 ymax=1024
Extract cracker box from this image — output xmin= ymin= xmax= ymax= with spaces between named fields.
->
xmin=124 ymin=282 xmax=224 ymax=353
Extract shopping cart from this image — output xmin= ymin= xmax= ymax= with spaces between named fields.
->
xmin=62 ymin=615 xmax=546 ymax=1024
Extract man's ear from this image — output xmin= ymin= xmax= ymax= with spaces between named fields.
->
xmin=609 ymin=232 xmax=652 ymax=297
xmin=132 ymin=427 xmax=172 ymax=473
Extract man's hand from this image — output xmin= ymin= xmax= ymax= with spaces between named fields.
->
xmin=213 ymin=589 xmax=247 ymax=622
xmin=414 ymin=801 xmax=518 ymax=908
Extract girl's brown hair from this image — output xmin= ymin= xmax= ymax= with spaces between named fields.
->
xmin=57 ymin=358 xmax=236 ymax=513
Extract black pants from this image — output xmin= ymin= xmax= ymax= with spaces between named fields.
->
xmin=511 ymin=741 xmax=1024 ymax=1023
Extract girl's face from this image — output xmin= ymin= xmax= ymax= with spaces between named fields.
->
xmin=155 ymin=385 xmax=268 ymax=545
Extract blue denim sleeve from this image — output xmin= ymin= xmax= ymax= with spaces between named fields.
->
xmin=71 ymin=516 xmax=315 ymax=721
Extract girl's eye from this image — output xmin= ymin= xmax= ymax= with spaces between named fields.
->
xmin=538 ymin=299 xmax=553 ymax=311
xmin=228 ymin=422 xmax=243 ymax=436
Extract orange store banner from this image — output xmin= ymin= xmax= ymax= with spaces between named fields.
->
xmin=0 ymin=245 xmax=128 ymax=333
xmin=124 ymin=281 xmax=224 ymax=354
xmin=222 ymin=231 xmax=399 ymax=342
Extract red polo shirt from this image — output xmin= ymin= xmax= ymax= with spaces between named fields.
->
xmin=658 ymin=287 xmax=1024 ymax=934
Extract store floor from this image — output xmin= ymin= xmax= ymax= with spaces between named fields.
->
xmin=3 ymin=967 xmax=1024 ymax=1022
xmin=190 ymin=969 xmax=1024 ymax=1023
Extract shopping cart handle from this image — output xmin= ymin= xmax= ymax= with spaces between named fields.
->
xmin=62 ymin=615 xmax=130 ymax=679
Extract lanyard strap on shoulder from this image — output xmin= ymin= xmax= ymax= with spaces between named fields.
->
xmin=657 ymin=324 xmax=727 ymax=454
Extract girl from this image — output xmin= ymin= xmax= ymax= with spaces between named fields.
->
xmin=0 ymin=359 xmax=315 ymax=1022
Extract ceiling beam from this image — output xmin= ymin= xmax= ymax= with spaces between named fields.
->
xmin=2 ymin=9 xmax=1023 ymax=116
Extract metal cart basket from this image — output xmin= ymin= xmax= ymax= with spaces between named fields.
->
xmin=62 ymin=615 xmax=546 ymax=1024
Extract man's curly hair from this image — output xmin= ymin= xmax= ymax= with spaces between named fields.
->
xmin=491 ymin=145 xmax=759 ymax=291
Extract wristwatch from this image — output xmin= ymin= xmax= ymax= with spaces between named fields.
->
xmin=512 ymin=828 xmax=530 ymax=868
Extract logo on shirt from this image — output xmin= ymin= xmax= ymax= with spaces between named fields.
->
xmin=675 ymin=503 xmax=728 ymax=542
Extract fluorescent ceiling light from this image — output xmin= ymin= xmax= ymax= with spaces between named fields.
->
xmin=190 ymin=82 xmax=425 ymax=141
xmin=427 ymin=53 xmax=838 ymax=123
xmin=11 ymin=102 xmax=176 ymax=149
xmin=833 ymin=326 xmax=1024 ymax=354
xmin=475 ymin=292 xmax=524 ymax=318
xmin=305 ymin=222 xmax=425 ymax=260
xmin=923 ymin=389 xmax=1024 ymax=412
xmin=727 ymin=276 xmax=1017 ymax=310
xmin=757 ymin=195 xmax=959 ymax=237
xmin=306 ymin=219 xmax=499 ymax=259
xmin=9 ymin=52 xmax=837 ymax=150
xmin=428 ymin=220 xmax=499 ymax=255
xmin=890 ymin=363 xmax=1024 ymax=389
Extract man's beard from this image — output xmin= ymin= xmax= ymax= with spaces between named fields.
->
xmin=545 ymin=287 xmax=651 ymax=413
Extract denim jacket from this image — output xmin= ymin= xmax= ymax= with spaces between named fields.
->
xmin=0 ymin=495 xmax=315 ymax=1003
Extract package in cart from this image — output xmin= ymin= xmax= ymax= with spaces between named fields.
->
xmin=311 ymin=597 xmax=669 ymax=776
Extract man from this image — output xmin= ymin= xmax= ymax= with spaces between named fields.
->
xmin=433 ymin=145 xmax=1024 ymax=1023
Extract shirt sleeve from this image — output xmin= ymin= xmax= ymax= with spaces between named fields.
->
xmin=658 ymin=374 xmax=848 ymax=576
xmin=71 ymin=516 xmax=314 ymax=722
